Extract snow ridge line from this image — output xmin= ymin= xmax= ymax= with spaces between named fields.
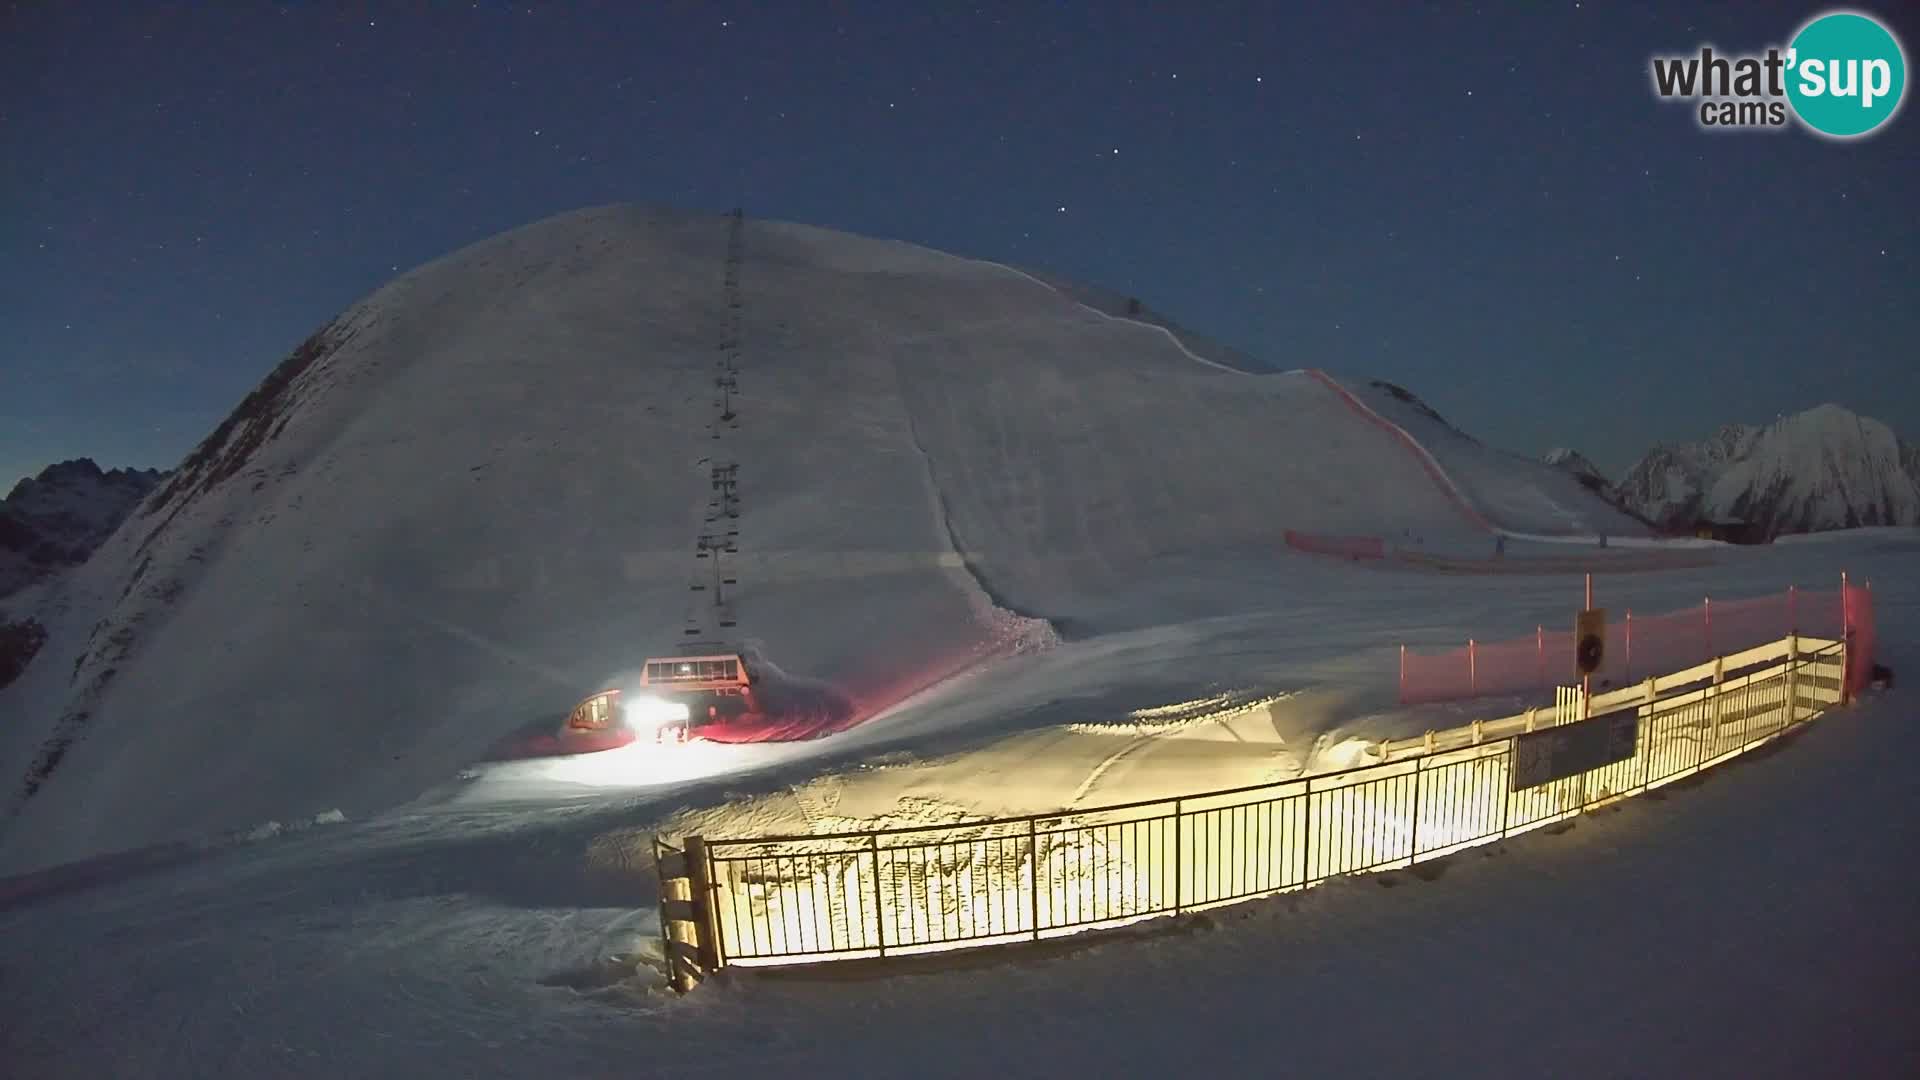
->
xmin=959 ymin=262 xmax=1634 ymax=543
xmin=966 ymin=258 xmax=1252 ymax=376
xmin=1302 ymin=372 xmax=1683 ymax=547
xmin=887 ymin=353 xmax=1064 ymax=661
xmin=906 ymin=407 xmax=1062 ymax=643
xmin=1301 ymin=369 xmax=1496 ymax=534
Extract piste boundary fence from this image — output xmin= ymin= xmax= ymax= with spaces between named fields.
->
xmin=655 ymin=622 xmax=1867 ymax=991
xmin=1398 ymin=582 xmax=1868 ymax=707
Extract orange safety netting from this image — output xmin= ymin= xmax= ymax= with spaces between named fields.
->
xmin=1400 ymin=585 xmax=1873 ymax=705
xmin=1283 ymin=529 xmax=1386 ymax=561
xmin=1844 ymin=582 xmax=1877 ymax=699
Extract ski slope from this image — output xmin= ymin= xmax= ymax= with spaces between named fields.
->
xmin=1320 ymin=372 xmax=1660 ymax=545
xmin=0 ymin=204 xmax=1645 ymax=873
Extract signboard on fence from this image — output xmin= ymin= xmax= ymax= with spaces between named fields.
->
xmin=1575 ymin=607 xmax=1607 ymax=676
xmin=1510 ymin=707 xmax=1638 ymax=791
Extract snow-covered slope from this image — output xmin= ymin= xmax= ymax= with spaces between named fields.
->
xmin=1319 ymin=376 xmax=1654 ymax=542
xmin=0 ymin=205 xmax=1691 ymax=873
xmin=1619 ymin=405 xmax=1920 ymax=538
xmin=0 ymin=459 xmax=165 ymax=600
xmin=0 ymin=531 xmax=1907 ymax=1079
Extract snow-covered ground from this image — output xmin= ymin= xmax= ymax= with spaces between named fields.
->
xmin=0 ymin=205 xmax=1653 ymax=873
xmin=0 ymin=531 xmax=1908 ymax=1078
xmin=0 ymin=207 xmax=1909 ymax=1076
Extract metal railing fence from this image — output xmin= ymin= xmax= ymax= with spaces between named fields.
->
xmin=663 ymin=635 xmax=1845 ymax=975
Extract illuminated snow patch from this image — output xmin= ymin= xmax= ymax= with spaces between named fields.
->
xmin=1066 ymin=691 xmax=1294 ymax=736
xmin=522 ymin=739 xmax=741 ymax=787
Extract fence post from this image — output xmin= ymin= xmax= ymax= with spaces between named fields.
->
xmin=656 ymin=839 xmax=702 ymax=995
xmin=684 ymin=835 xmax=723 ymax=976
xmin=1624 ymin=611 xmax=1632 ymax=682
xmin=1710 ymin=656 xmax=1725 ymax=738
xmin=654 ymin=839 xmax=681 ymax=990
xmin=1536 ymin=625 xmax=1545 ymax=692
xmin=1840 ymin=572 xmax=1851 ymax=706
xmin=868 ymin=834 xmax=888 ymax=956
xmin=1409 ymin=762 xmax=1422 ymax=861
xmin=1399 ymin=644 xmax=1407 ymax=705
xmin=1785 ymin=634 xmax=1799 ymax=724
xmin=1788 ymin=585 xmax=1797 ymax=634
xmin=1704 ymin=596 xmax=1713 ymax=659
xmin=1027 ymin=818 xmax=1041 ymax=941
xmin=1172 ymin=799 xmax=1183 ymax=914
xmin=1781 ymin=630 xmax=1797 ymax=722
xmin=1633 ymin=698 xmax=1652 ymax=793
xmin=1468 ymin=639 xmax=1477 ymax=695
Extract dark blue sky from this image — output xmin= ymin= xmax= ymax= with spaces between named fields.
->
xmin=3 ymin=2 xmax=1914 ymax=487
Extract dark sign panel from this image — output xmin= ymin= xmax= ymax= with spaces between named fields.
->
xmin=1575 ymin=607 xmax=1607 ymax=676
xmin=1510 ymin=707 xmax=1638 ymax=791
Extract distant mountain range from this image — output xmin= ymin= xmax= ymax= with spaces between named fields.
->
xmin=1547 ymin=404 xmax=1920 ymax=540
xmin=1 ymin=459 xmax=166 ymax=600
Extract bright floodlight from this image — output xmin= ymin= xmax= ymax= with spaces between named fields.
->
xmin=627 ymin=694 xmax=691 ymax=726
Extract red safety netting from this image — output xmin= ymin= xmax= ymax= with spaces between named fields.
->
xmin=1284 ymin=529 xmax=1386 ymax=561
xmin=1400 ymin=585 xmax=1865 ymax=705
xmin=1844 ymin=582 xmax=1877 ymax=699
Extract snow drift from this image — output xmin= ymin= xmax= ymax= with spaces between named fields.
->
xmin=0 ymin=204 xmax=1636 ymax=872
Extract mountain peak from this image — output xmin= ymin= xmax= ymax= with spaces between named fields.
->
xmin=1 ymin=460 xmax=170 ymax=599
xmin=1802 ymin=402 xmax=1855 ymax=418
xmin=1542 ymin=447 xmax=1614 ymax=499
xmin=7 ymin=458 xmax=167 ymax=504
xmin=1617 ymin=404 xmax=1918 ymax=539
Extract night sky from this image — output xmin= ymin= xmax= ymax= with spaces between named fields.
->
xmin=3 ymin=2 xmax=1915 ymax=489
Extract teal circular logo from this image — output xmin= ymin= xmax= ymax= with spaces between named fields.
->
xmin=1786 ymin=11 xmax=1907 ymax=138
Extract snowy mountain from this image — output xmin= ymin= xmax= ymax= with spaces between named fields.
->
xmin=1617 ymin=405 xmax=1920 ymax=538
xmin=1543 ymin=447 xmax=1611 ymax=493
xmin=0 ymin=459 xmax=165 ymax=600
xmin=0 ymin=204 xmax=1642 ymax=872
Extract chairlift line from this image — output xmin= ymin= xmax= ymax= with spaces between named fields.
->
xmin=687 ymin=207 xmax=751 ymax=637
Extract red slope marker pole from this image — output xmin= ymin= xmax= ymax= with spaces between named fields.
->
xmin=1840 ymin=571 xmax=1851 ymax=705
xmin=1583 ymin=573 xmax=1593 ymax=720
